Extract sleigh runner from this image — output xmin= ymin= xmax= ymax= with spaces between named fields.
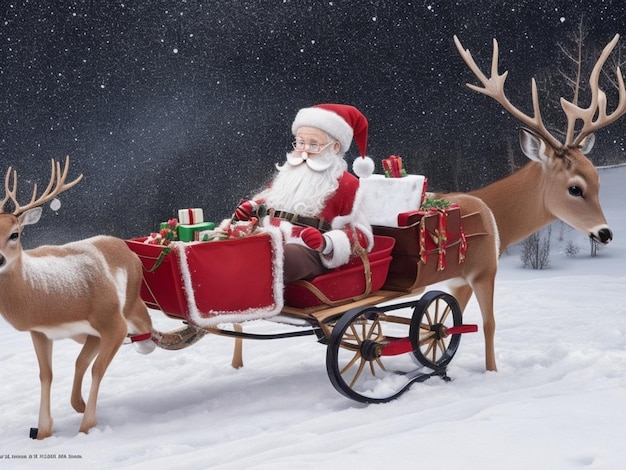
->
xmin=125 ymin=178 xmax=486 ymax=404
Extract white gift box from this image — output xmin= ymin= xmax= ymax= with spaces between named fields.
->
xmin=178 ymin=208 xmax=204 ymax=225
xmin=359 ymin=174 xmax=426 ymax=227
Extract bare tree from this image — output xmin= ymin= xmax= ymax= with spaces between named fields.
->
xmin=521 ymin=226 xmax=552 ymax=270
xmin=557 ymin=16 xmax=589 ymax=107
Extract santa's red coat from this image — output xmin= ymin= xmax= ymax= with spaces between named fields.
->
xmin=259 ymin=171 xmax=374 ymax=269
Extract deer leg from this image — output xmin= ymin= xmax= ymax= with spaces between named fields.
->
xmin=126 ymin=296 xmax=153 ymax=332
xmin=471 ymin=276 xmax=497 ymax=372
xmin=450 ymin=276 xmax=498 ymax=371
xmin=78 ymin=322 xmax=126 ymax=434
xmin=449 ymin=282 xmax=474 ymax=312
xmin=30 ymin=331 xmax=54 ymax=440
xmin=71 ymin=335 xmax=100 ymax=413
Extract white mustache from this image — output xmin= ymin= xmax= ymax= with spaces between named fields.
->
xmin=286 ymin=151 xmax=335 ymax=172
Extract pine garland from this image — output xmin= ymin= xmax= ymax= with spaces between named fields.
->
xmin=420 ymin=198 xmax=452 ymax=211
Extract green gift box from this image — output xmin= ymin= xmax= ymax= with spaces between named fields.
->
xmin=178 ymin=222 xmax=215 ymax=242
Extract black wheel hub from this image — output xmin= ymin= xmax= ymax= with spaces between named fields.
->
xmin=360 ymin=340 xmax=382 ymax=361
xmin=430 ymin=323 xmax=448 ymax=340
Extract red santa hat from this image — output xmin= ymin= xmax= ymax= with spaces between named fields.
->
xmin=291 ymin=103 xmax=375 ymax=178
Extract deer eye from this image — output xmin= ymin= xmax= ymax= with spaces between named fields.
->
xmin=9 ymin=232 xmax=19 ymax=241
xmin=568 ymin=186 xmax=584 ymax=197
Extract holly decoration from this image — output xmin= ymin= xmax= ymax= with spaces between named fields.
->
xmin=228 ymin=217 xmax=259 ymax=238
xmin=146 ymin=218 xmax=179 ymax=246
xmin=420 ymin=198 xmax=452 ymax=211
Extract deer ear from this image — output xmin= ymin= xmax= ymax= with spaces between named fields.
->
xmin=519 ymin=127 xmax=549 ymax=163
xmin=578 ymin=133 xmax=596 ymax=154
xmin=18 ymin=207 xmax=43 ymax=226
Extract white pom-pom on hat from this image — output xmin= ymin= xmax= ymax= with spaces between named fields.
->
xmin=353 ymin=155 xmax=375 ymax=178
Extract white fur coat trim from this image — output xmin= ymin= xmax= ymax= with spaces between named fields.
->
xmin=267 ymin=217 xmax=363 ymax=269
xmin=267 ymin=185 xmax=375 ymax=269
xmin=320 ymin=229 xmax=352 ymax=269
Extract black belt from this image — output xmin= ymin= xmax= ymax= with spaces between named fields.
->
xmin=268 ymin=209 xmax=332 ymax=233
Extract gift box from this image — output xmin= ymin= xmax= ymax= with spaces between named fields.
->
xmin=382 ymin=155 xmax=407 ymax=178
xmin=178 ymin=208 xmax=204 ymax=225
xmin=359 ymin=174 xmax=427 ymax=227
xmin=178 ymin=222 xmax=215 ymax=242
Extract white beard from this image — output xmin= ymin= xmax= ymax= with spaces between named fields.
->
xmin=258 ymin=149 xmax=347 ymax=217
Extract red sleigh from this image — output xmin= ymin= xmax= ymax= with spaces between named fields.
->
xmin=125 ymin=201 xmax=484 ymax=404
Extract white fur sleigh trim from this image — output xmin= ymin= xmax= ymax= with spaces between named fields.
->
xmin=176 ymin=225 xmax=285 ymax=328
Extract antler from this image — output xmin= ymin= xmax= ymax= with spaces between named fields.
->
xmin=454 ymin=34 xmax=626 ymax=151
xmin=561 ymin=33 xmax=626 ymax=147
xmin=454 ymin=35 xmax=564 ymax=149
xmin=1 ymin=156 xmax=83 ymax=215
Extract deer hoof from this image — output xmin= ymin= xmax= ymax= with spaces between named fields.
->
xmin=32 ymin=426 xmax=52 ymax=440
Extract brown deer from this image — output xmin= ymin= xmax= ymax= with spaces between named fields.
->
xmin=0 ymin=157 xmax=157 ymax=439
xmin=437 ymin=34 xmax=625 ymax=371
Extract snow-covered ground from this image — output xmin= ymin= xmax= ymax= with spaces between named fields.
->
xmin=1 ymin=166 xmax=625 ymax=470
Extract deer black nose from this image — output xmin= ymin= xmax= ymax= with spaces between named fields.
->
xmin=596 ymin=227 xmax=613 ymax=244
xmin=0 ymin=255 xmax=4 ymax=267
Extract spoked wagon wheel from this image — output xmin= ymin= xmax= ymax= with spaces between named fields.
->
xmin=409 ymin=290 xmax=463 ymax=371
xmin=326 ymin=306 xmax=434 ymax=404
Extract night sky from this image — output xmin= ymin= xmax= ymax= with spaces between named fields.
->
xmin=1 ymin=1 xmax=626 ymax=246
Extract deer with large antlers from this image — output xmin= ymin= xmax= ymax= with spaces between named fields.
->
xmin=435 ymin=34 xmax=625 ymax=372
xmin=0 ymin=156 xmax=157 ymax=439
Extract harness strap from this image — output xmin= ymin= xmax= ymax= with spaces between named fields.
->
xmin=129 ymin=332 xmax=153 ymax=343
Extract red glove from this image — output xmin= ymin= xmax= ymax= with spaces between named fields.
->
xmin=234 ymin=200 xmax=257 ymax=221
xmin=301 ymin=227 xmax=325 ymax=251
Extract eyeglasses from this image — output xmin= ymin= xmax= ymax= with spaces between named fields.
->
xmin=292 ymin=140 xmax=335 ymax=154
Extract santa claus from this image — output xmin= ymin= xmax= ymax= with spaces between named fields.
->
xmin=233 ymin=103 xmax=376 ymax=282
